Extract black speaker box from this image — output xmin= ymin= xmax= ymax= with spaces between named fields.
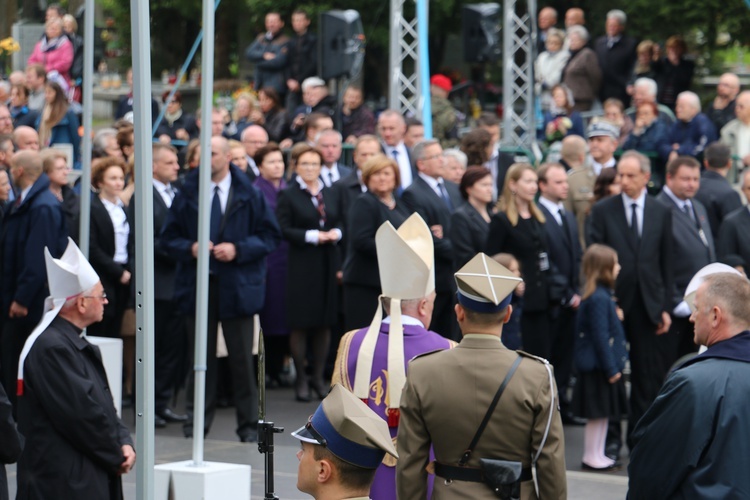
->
xmin=319 ymin=10 xmax=366 ymax=80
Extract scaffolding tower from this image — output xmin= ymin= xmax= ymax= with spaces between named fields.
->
xmin=389 ymin=0 xmax=426 ymax=116
xmin=502 ymin=0 xmax=537 ymax=149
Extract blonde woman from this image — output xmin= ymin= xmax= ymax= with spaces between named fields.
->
xmin=486 ymin=163 xmax=555 ymax=359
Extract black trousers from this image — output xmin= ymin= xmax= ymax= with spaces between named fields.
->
xmin=520 ymin=309 xmax=552 ymax=360
xmin=608 ymin=294 xmax=676 ymax=451
xmin=550 ymin=305 xmax=577 ymax=403
xmin=183 ymin=278 xmax=257 ymax=439
xmin=154 ymin=299 xmax=187 ymax=412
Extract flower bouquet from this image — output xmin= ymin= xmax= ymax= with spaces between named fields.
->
xmin=545 ymin=116 xmax=573 ymax=143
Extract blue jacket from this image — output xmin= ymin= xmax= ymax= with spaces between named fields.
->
xmin=629 ymin=331 xmax=750 ymax=499
xmin=622 ymin=118 xmax=669 ymax=154
xmin=537 ymin=110 xmax=585 ymax=141
xmin=574 ymin=285 xmax=628 ymax=377
xmin=36 ymin=109 xmax=81 ymax=169
xmin=160 ymin=165 xmax=281 ymax=319
xmin=658 ymin=113 xmax=717 ymax=161
xmin=1 ymin=174 xmax=68 ymax=321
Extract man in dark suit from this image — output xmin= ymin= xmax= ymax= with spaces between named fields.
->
xmin=1 ymin=150 xmax=67 ymax=406
xmin=285 ymin=9 xmax=318 ymax=113
xmin=656 ymin=156 xmax=715 ymax=361
xmin=240 ymin=125 xmax=269 ymax=181
xmin=316 ymin=129 xmax=352 ymax=188
xmin=476 ymin=113 xmax=516 ymax=198
xmin=587 ymin=150 xmax=673 ymax=457
xmin=127 ymin=143 xmax=187 ymax=428
xmin=161 ymin=136 xmax=281 ymax=442
xmin=695 ymin=142 xmax=743 ymax=237
xmin=537 ymin=162 xmax=582 ymax=424
xmin=594 ymin=9 xmax=637 ymax=104
xmin=402 ymin=139 xmax=463 ymax=340
xmin=378 ymin=109 xmax=418 ymax=190
xmin=717 ymin=168 xmax=750 ymax=271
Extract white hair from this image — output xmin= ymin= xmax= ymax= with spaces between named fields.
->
xmin=566 ymin=25 xmax=589 ymax=43
xmin=634 ymin=78 xmax=658 ymax=98
xmin=444 ymin=148 xmax=468 ymax=168
xmin=606 ymin=9 xmax=627 ymax=26
xmin=678 ymin=91 xmax=701 ymax=112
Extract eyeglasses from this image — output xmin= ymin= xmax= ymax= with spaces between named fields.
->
xmin=422 ymin=153 xmax=444 ymax=161
xmin=83 ymin=293 xmax=108 ymax=301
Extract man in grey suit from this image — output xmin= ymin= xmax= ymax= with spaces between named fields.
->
xmin=656 ymin=156 xmax=716 ymax=361
xmin=402 ymin=139 xmax=464 ymax=340
xmin=129 ymin=143 xmax=188 ymax=427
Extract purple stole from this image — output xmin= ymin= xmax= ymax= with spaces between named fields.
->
xmin=335 ymin=322 xmax=453 ymax=500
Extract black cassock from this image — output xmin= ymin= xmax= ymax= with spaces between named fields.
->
xmin=16 ymin=316 xmax=133 ymax=500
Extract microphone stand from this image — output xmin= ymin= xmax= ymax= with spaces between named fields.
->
xmin=257 ymin=330 xmax=284 ymax=499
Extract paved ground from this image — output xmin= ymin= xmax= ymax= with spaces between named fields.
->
xmin=6 ymin=386 xmax=630 ymax=499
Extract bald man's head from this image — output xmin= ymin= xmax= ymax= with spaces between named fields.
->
xmin=565 ymin=8 xmax=585 ymax=28
xmin=718 ymin=73 xmax=741 ymax=100
xmin=561 ymin=135 xmax=587 ymax=167
xmin=12 ymin=126 xmax=41 ymax=151
xmin=10 ymin=150 xmax=44 ymax=189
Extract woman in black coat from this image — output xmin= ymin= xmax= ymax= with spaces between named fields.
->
xmin=449 ymin=166 xmax=494 ymax=271
xmin=342 ymin=154 xmax=410 ymax=330
xmin=256 ymin=87 xmax=290 ymax=143
xmin=82 ymin=157 xmax=131 ymax=339
xmin=276 ymin=144 xmax=342 ymax=402
xmin=485 ymin=163 xmax=554 ymax=358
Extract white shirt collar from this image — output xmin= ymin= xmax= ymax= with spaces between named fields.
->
xmin=212 ymin=171 xmax=232 ymax=193
xmin=382 ymin=314 xmax=425 ymax=328
xmin=418 ymin=171 xmax=442 ymax=191
xmin=538 ymin=195 xmax=564 ymax=216
xmin=662 ymin=185 xmax=690 ymax=210
xmin=622 ymin=188 xmax=646 ymax=209
xmin=20 ymin=185 xmax=32 ymax=203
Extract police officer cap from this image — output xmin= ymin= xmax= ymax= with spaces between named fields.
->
xmin=455 ymin=253 xmax=523 ymax=313
xmin=586 ymin=120 xmax=619 ymax=140
xmin=291 ymin=385 xmax=398 ymax=469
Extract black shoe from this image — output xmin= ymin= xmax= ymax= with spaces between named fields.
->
xmin=155 ymin=415 xmax=167 ymax=428
xmin=561 ymin=412 xmax=587 ymax=426
xmin=309 ymin=379 xmax=328 ymax=400
xmin=581 ymin=461 xmax=622 ymax=472
xmin=295 ymin=377 xmax=311 ymax=402
xmin=157 ymin=408 xmax=189 ymax=423
xmin=239 ymin=429 xmax=258 ymax=443
xmin=605 ymin=443 xmax=621 ymax=462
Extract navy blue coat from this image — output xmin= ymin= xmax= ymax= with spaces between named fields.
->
xmin=574 ymin=286 xmax=627 ymax=377
xmin=1 ymin=174 xmax=68 ymax=322
xmin=160 ymin=165 xmax=281 ymax=319
xmin=629 ymin=330 xmax=750 ymax=499
xmin=658 ymin=113 xmax=717 ymax=161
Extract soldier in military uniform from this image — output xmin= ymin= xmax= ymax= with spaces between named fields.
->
xmin=292 ymin=384 xmax=398 ymax=500
xmin=397 ymin=253 xmax=567 ymax=500
xmin=332 ymin=213 xmax=455 ymax=499
xmin=564 ymin=121 xmax=620 ymax=250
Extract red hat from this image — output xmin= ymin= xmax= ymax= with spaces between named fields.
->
xmin=430 ymin=74 xmax=452 ymax=93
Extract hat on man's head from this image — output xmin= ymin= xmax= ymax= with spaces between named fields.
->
xmin=353 ymin=213 xmax=434 ymax=426
xmin=455 ymin=253 xmax=523 ymax=313
xmin=292 ymin=384 xmax=398 ymax=469
xmin=17 ymin=238 xmax=100 ymax=395
xmin=683 ymin=262 xmax=744 ymax=312
xmin=301 ymin=76 xmax=326 ymax=91
xmin=430 ymin=74 xmax=452 ymax=93
xmin=586 ymin=120 xmax=619 ymax=141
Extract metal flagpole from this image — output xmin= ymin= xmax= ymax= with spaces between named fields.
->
xmin=130 ymin=0 xmax=156 ymax=495
xmin=416 ymin=0 xmax=432 ymax=137
xmin=78 ymin=0 xmax=94 ymax=257
xmin=192 ymin=0 xmax=216 ymax=465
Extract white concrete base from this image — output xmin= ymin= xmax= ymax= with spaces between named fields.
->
xmin=154 ymin=461 xmax=251 ymax=500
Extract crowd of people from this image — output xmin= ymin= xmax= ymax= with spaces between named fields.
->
xmin=2 ymin=2 xmax=750 ymax=499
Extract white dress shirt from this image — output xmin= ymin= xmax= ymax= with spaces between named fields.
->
xmin=321 ymin=163 xmax=342 ymax=187
xmin=153 ymin=179 xmax=175 ymax=208
xmin=592 ymin=157 xmax=616 ymax=176
xmin=538 ymin=196 xmax=565 ymax=226
xmin=384 ymin=141 xmax=413 ymax=188
xmin=621 ymin=189 xmax=647 ymax=236
xmin=101 ymin=197 xmax=130 ymax=264
xmin=418 ymin=172 xmax=445 ymax=198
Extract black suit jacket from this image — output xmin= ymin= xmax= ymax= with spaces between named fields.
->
xmin=329 ymin=172 xmax=366 ymax=262
xmin=401 ymin=176 xmax=463 ymax=292
xmin=495 ymin=151 xmax=516 ymax=195
xmin=717 ymin=206 xmax=750 ymax=269
xmin=694 ymin=170 xmax=743 ymax=237
xmin=539 ymin=202 xmax=582 ymax=303
xmin=127 ymin=185 xmax=178 ymax=301
xmin=594 ymin=34 xmax=638 ymax=103
xmin=87 ymin=195 xmax=130 ymax=293
xmin=449 ymin=203 xmax=490 ymax=271
xmin=587 ymin=194 xmax=673 ymax=324
xmin=656 ymin=192 xmax=715 ymax=304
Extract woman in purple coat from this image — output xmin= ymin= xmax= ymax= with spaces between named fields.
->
xmin=253 ymin=143 xmax=290 ymax=386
